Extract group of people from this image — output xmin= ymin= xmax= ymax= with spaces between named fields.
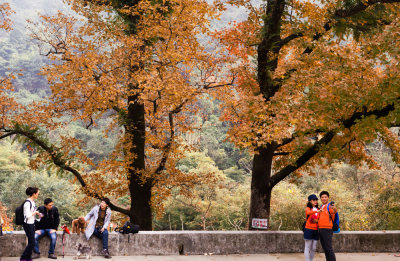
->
xmin=303 ymin=190 xmax=338 ymax=261
xmin=20 ymin=186 xmax=112 ymax=261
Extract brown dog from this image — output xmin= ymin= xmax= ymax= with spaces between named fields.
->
xmin=72 ymin=216 xmax=87 ymax=235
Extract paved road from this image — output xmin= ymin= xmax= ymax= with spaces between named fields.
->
xmin=1 ymin=253 xmax=400 ymax=260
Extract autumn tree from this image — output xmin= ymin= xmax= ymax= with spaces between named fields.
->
xmin=0 ymin=2 xmax=17 ymax=121
xmin=215 ymin=0 xmax=400 ymax=228
xmin=0 ymin=2 xmax=12 ymax=31
xmin=0 ymin=4 xmax=18 ymax=232
xmin=0 ymin=0 xmax=233 ymax=230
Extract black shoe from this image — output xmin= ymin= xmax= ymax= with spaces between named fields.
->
xmin=102 ymin=249 xmax=111 ymax=259
xmin=32 ymin=252 xmax=40 ymax=259
xmin=48 ymin=253 xmax=57 ymax=259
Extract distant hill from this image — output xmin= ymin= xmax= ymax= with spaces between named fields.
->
xmin=0 ymin=0 xmax=68 ymax=93
xmin=0 ymin=0 xmax=245 ymax=93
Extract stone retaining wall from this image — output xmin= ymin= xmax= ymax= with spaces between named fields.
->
xmin=1 ymin=231 xmax=400 ymax=257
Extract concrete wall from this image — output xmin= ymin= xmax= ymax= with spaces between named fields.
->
xmin=1 ymin=231 xmax=400 ymax=257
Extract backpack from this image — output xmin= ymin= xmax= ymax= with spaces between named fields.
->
xmin=301 ymin=215 xmax=309 ymax=232
xmin=15 ymin=200 xmax=32 ymax=225
xmin=115 ymin=221 xmax=139 ymax=234
xmin=327 ymin=203 xmax=340 ymax=233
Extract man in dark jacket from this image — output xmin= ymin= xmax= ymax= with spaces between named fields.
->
xmin=32 ymin=198 xmax=60 ymax=259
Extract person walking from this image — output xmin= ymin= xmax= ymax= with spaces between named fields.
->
xmin=304 ymin=194 xmax=319 ymax=261
xmin=84 ymin=198 xmax=112 ymax=259
xmin=20 ymin=187 xmax=40 ymax=261
xmin=318 ymin=191 xmax=337 ymax=261
xmin=32 ymin=198 xmax=60 ymax=259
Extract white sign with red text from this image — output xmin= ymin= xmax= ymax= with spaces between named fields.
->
xmin=251 ymin=218 xmax=268 ymax=229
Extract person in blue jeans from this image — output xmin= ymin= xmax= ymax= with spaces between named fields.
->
xmin=84 ymin=198 xmax=112 ymax=259
xmin=32 ymin=198 xmax=60 ymax=259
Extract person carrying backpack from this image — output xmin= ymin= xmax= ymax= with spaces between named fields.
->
xmin=20 ymin=187 xmax=40 ymax=261
xmin=318 ymin=191 xmax=338 ymax=261
xmin=304 ymin=194 xmax=319 ymax=261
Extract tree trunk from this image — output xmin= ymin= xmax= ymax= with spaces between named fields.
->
xmin=126 ymin=95 xmax=153 ymax=230
xmin=249 ymin=145 xmax=274 ymax=230
xmin=128 ymin=176 xmax=152 ymax=230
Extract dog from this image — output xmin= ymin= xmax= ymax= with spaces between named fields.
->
xmin=72 ymin=216 xmax=87 ymax=235
xmin=74 ymin=243 xmax=92 ymax=260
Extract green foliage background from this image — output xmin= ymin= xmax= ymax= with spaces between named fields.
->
xmin=1 ymin=0 xmax=400 ymax=231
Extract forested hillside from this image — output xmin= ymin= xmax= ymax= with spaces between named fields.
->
xmin=1 ymin=0 xmax=400 ymax=231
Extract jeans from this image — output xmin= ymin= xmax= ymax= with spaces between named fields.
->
xmin=304 ymin=239 xmax=318 ymax=261
xmin=34 ymin=229 xmax=57 ymax=254
xmin=21 ymin=223 xmax=35 ymax=260
xmin=93 ymin=227 xmax=109 ymax=250
xmin=319 ymin=228 xmax=336 ymax=261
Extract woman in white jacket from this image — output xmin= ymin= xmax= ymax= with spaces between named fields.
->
xmin=20 ymin=187 xmax=40 ymax=261
xmin=84 ymin=198 xmax=112 ymax=259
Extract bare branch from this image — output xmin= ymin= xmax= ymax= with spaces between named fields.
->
xmin=203 ymin=72 xmax=237 ymax=90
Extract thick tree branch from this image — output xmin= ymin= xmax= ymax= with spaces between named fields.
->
xmin=153 ymin=112 xmax=175 ymax=175
xmin=303 ymin=0 xmax=400 ymax=53
xmin=302 ymin=23 xmax=332 ymax=54
xmin=334 ymin=0 xmax=400 ymax=18
xmin=270 ymin=102 xmax=396 ymax=187
xmin=275 ymin=0 xmax=399 ymax=89
xmin=270 ymin=131 xmax=335 ymax=188
xmin=273 ymin=152 xmax=290 ymax=156
xmin=0 ymin=131 xmax=15 ymax=140
xmin=276 ymin=129 xmax=326 ymax=149
xmin=278 ymin=32 xmax=303 ymax=48
xmin=1 ymin=126 xmax=130 ymax=216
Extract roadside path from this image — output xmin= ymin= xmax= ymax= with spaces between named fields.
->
xmin=1 ymin=253 xmax=400 ymax=260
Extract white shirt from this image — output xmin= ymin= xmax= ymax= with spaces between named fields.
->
xmin=23 ymin=199 xmax=36 ymax=224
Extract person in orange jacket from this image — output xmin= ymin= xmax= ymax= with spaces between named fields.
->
xmin=304 ymin=194 xmax=319 ymax=261
xmin=318 ymin=191 xmax=337 ymax=261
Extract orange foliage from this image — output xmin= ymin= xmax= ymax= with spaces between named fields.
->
xmin=0 ymin=202 xmax=13 ymax=231
xmin=0 ymin=0 xmax=233 ymax=221
xmin=0 ymin=2 xmax=13 ymax=31
xmin=0 ymin=3 xmax=18 ymax=133
xmin=214 ymin=0 xmax=400 ymax=179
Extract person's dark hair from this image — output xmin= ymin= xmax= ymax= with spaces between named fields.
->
xmin=26 ymin=187 xmax=39 ymax=196
xmin=319 ymin=191 xmax=330 ymax=198
xmin=101 ymin=197 xmax=110 ymax=205
xmin=44 ymin=198 xmax=53 ymax=205
xmin=307 ymin=201 xmax=319 ymax=209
